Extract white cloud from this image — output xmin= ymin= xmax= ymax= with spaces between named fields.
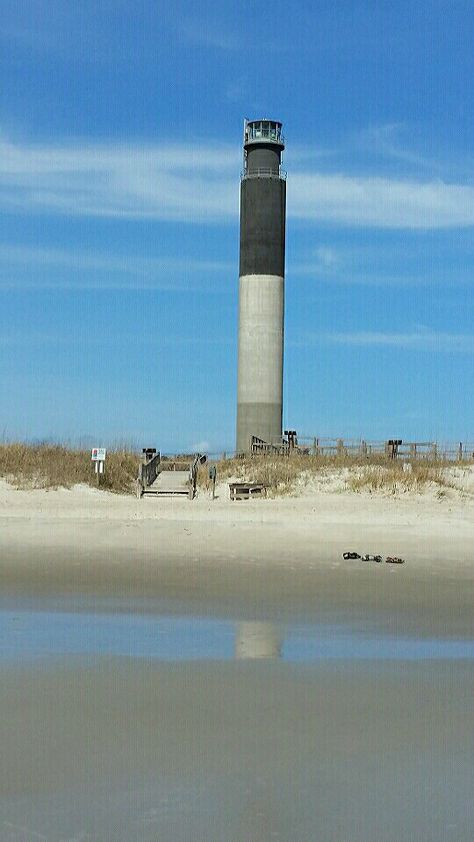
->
xmin=356 ymin=123 xmax=474 ymax=179
xmin=178 ymin=20 xmax=242 ymax=51
xmin=1 ymin=133 xmax=474 ymax=229
xmin=358 ymin=123 xmax=440 ymax=171
xmin=313 ymin=246 xmax=339 ymax=268
xmin=290 ymin=239 xmax=474 ymax=286
xmin=190 ymin=440 xmax=210 ymax=453
xmin=0 ymin=136 xmax=239 ymax=223
xmin=289 ymin=172 xmax=474 ymax=229
xmin=0 ymin=330 xmax=230 ymax=348
xmin=177 ymin=18 xmax=288 ymax=54
xmin=0 ymin=244 xmax=232 ymax=289
xmin=300 ymin=329 xmax=474 ymax=353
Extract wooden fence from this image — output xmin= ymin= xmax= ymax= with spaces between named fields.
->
xmin=297 ymin=438 xmax=474 ymax=461
xmin=211 ymin=437 xmax=474 ymax=462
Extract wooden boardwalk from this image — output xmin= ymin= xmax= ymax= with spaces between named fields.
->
xmin=144 ymin=470 xmax=190 ymax=497
xmin=137 ymin=452 xmax=206 ymax=500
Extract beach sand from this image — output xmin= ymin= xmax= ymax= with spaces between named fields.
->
xmin=1 ymin=478 xmax=474 ymax=840
xmin=1 ymin=478 xmax=473 ymax=636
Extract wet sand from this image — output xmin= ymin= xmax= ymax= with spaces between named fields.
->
xmin=1 ymin=482 xmax=473 ymax=839
xmin=2 ymin=528 xmax=474 ymax=639
xmin=2 ymin=657 xmax=473 ymax=841
xmin=2 ymin=549 xmax=474 ymax=640
xmin=1 ymin=480 xmax=474 ymax=637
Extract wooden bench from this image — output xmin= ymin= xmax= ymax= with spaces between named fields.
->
xmin=229 ymin=482 xmax=268 ymax=501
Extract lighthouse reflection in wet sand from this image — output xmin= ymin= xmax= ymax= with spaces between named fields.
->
xmin=236 ymin=119 xmax=286 ymax=453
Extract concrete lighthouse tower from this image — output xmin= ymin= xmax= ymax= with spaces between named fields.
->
xmin=236 ymin=119 xmax=286 ymax=453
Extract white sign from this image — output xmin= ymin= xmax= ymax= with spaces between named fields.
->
xmin=91 ymin=448 xmax=107 ymax=461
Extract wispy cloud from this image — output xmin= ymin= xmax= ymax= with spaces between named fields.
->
xmin=190 ymin=439 xmax=210 ymax=453
xmin=356 ymin=123 xmax=474 ymax=179
xmin=178 ymin=19 xmax=242 ymax=51
xmin=177 ymin=16 xmax=288 ymax=53
xmin=358 ymin=123 xmax=442 ymax=171
xmin=313 ymin=246 xmax=340 ymax=269
xmin=224 ymin=79 xmax=248 ymax=104
xmin=0 ymin=244 xmax=232 ymax=290
xmin=299 ymin=329 xmax=474 ymax=353
xmin=290 ymin=242 xmax=474 ymax=287
xmin=0 ymin=330 xmax=231 ymax=348
xmin=291 ymin=267 xmax=468 ymax=287
xmin=289 ymin=172 xmax=474 ymax=228
xmin=1 ymin=133 xmax=474 ymax=229
xmin=0 ymin=136 xmax=239 ymax=223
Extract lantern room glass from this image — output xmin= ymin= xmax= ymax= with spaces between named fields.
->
xmin=245 ymin=121 xmax=283 ymax=145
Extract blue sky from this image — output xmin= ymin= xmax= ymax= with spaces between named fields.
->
xmin=1 ymin=0 xmax=473 ymax=452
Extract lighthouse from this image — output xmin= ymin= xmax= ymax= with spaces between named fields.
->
xmin=236 ymin=119 xmax=286 ymax=453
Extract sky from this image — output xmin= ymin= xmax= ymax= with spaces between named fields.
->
xmin=1 ymin=0 xmax=473 ymax=453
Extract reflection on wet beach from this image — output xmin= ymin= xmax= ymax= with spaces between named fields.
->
xmin=1 ymin=597 xmax=473 ymax=841
xmin=1 ymin=604 xmax=474 ymax=663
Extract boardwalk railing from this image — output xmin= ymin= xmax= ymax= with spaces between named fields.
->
xmin=250 ymin=435 xmax=290 ymax=455
xmin=138 ymin=450 xmax=161 ymax=493
xmin=299 ymin=438 xmax=474 ymax=461
xmin=242 ymin=436 xmax=474 ymax=461
xmin=189 ymin=453 xmax=207 ymax=499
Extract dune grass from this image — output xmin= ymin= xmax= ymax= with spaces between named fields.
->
xmin=0 ymin=444 xmax=471 ymax=497
xmin=202 ymin=453 xmax=465 ymax=497
xmin=345 ymin=462 xmax=447 ymax=494
xmin=0 ymin=443 xmax=138 ymax=493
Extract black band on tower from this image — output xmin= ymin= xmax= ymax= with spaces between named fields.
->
xmin=239 ymin=178 xmax=286 ymax=277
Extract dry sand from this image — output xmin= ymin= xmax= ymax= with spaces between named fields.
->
xmin=1 ymin=477 xmax=473 ymax=636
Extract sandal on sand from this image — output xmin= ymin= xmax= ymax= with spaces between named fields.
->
xmin=343 ymin=552 xmax=405 ymax=564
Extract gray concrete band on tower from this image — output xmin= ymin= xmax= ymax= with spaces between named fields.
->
xmin=236 ymin=119 xmax=286 ymax=453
